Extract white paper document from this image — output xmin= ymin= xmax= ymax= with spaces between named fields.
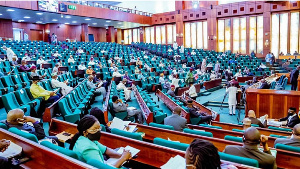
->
xmin=161 ymin=155 xmax=186 ymax=169
xmin=0 ymin=142 xmax=22 ymax=158
xmin=109 ymin=117 xmax=136 ymax=132
xmin=106 ymin=146 xmax=140 ymax=165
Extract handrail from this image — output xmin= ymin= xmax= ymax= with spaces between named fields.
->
xmin=132 ymin=85 xmax=153 ymax=123
xmin=43 ymin=78 xmax=87 ymax=122
xmin=156 ymin=89 xmax=190 ymax=123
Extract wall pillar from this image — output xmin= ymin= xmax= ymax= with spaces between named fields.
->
xmin=81 ymin=23 xmax=88 ymax=42
xmin=207 ymin=8 xmax=217 ymax=51
xmin=107 ymin=26 xmax=115 ymax=42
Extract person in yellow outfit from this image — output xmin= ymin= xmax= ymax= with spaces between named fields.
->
xmin=30 ymin=76 xmax=61 ymax=104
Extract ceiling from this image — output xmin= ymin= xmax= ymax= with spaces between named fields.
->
xmin=0 ymin=6 xmax=149 ymax=29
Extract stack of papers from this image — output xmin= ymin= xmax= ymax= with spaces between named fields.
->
xmin=161 ymin=155 xmax=186 ymax=169
xmin=110 ymin=117 xmax=137 ymax=132
xmin=106 ymin=146 xmax=140 ymax=165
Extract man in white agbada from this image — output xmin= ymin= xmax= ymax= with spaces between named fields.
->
xmin=117 ymin=79 xmax=132 ymax=101
xmin=173 ymin=41 xmax=178 ymax=50
xmin=68 ymin=55 xmax=75 ymax=63
xmin=3 ymin=46 xmax=17 ymax=61
xmin=53 ymin=51 xmax=61 ymax=58
xmin=226 ymin=83 xmax=238 ymax=115
xmin=78 ymin=62 xmax=87 ymax=70
xmin=234 ymin=69 xmax=243 ymax=78
xmin=51 ymin=73 xmax=73 ymax=95
xmin=36 ymin=56 xmax=47 ymax=67
xmin=112 ymin=68 xmax=124 ymax=77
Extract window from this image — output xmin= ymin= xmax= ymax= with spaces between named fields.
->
xmin=184 ymin=21 xmax=207 ymax=49
xmin=167 ymin=25 xmax=173 ymax=44
xmin=155 ymin=26 xmax=161 ymax=44
xmin=290 ymin=12 xmax=299 ymax=54
xmin=257 ymin=16 xmax=263 ymax=54
xmin=280 ymin=13 xmax=288 ymax=55
xmin=240 ymin=17 xmax=246 ymax=53
xmin=197 ymin=22 xmax=203 ymax=49
xmin=271 ymin=14 xmax=281 ymax=57
xmin=124 ymin=30 xmax=129 ymax=44
xmin=150 ymin=27 xmax=155 ymax=43
xmin=184 ymin=22 xmax=191 ymax=47
xmin=161 ymin=26 xmax=166 ymax=44
xmin=233 ymin=18 xmax=239 ymax=53
xmin=145 ymin=27 xmax=151 ymax=43
xmin=191 ymin=22 xmax=197 ymax=48
xmin=128 ymin=29 xmax=132 ymax=44
xmin=249 ymin=17 xmax=257 ymax=53
xmin=224 ymin=19 xmax=231 ymax=52
xmin=218 ymin=20 xmax=225 ymax=52
xmin=173 ymin=24 xmax=176 ymax=44
xmin=133 ymin=29 xmax=138 ymax=42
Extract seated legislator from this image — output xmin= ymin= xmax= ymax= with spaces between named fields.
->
xmin=30 ymin=76 xmax=61 ymax=104
xmin=224 ymin=127 xmax=276 ymax=169
xmin=167 ymin=85 xmax=176 ymax=97
xmin=70 ymin=115 xmax=131 ymax=168
xmin=186 ymin=100 xmax=212 ymax=124
xmin=185 ymin=82 xmax=197 ymax=100
xmin=116 ymin=79 xmax=132 ymax=101
xmin=164 ymin=106 xmax=187 ymax=131
xmin=278 ymin=107 xmax=300 ymax=128
xmin=19 ymin=60 xmax=33 ymax=72
xmin=86 ymin=66 xmax=94 ymax=75
xmin=51 ymin=73 xmax=73 ymax=96
xmin=247 ymin=110 xmax=267 ymax=128
xmin=78 ymin=62 xmax=87 ymax=70
xmin=258 ymin=79 xmax=270 ymax=89
xmin=186 ymin=139 xmax=221 ymax=169
xmin=52 ymin=63 xmax=60 ymax=74
xmin=1 ymin=109 xmax=61 ymax=144
xmin=0 ymin=139 xmax=11 ymax=169
xmin=87 ymin=75 xmax=106 ymax=99
xmin=112 ymin=96 xmax=145 ymax=124
xmin=274 ymin=124 xmax=300 ymax=147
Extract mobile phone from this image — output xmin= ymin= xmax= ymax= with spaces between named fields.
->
xmin=62 ymin=132 xmax=71 ymax=136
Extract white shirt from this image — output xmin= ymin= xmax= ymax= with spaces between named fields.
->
xmin=22 ymin=56 xmax=31 ymax=62
xmin=234 ymin=72 xmax=243 ymax=77
xmin=78 ymin=65 xmax=87 ymax=70
xmin=159 ymin=77 xmax=165 ymax=84
xmin=52 ymin=67 xmax=59 ymax=74
xmin=179 ymin=47 xmax=184 ymax=54
xmin=112 ymin=71 xmax=123 ymax=77
xmin=88 ymin=61 xmax=96 ymax=66
xmin=226 ymin=87 xmax=237 ymax=105
xmin=187 ymin=85 xmax=197 ymax=97
xmin=37 ymin=58 xmax=46 ymax=65
xmin=144 ymin=55 xmax=148 ymax=59
xmin=159 ymin=63 xmax=164 ymax=68
xmin=5 ymin=48 xmax=17 ymax=61
xmin=191 ymin=51 xmax=196 ymax=55
xmin=171 ymin=78 xmax=180 ymax=88
xmin=68 ymin=58 xmax=75 ymax=63
xmin=117 ymin=82 xmax=126 ymax=90
xmin=182 ymin=64 xmax=187 ymax=68
xmin=53 ymin=53 xmax=61 ymax=57
xmin=210 ymin=73 xmax=216 ymax=80
xmin=77 ymin=49 xmax=84 ymax=53
xmin=173 ymin=43 xmax=178 ymax=50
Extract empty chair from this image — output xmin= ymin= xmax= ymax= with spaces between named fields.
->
xmin=58 ymin=98 xmax=81 ymax=123
xmin=2 ymin=93 xmax=31 ymax=116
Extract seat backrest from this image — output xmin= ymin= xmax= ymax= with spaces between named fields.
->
xmin=15 ymin=88 xmax=31 ymax=104
xmin=275 ymin=143 xmax=300 ymax=153
xmin=149 ymin=122 xmax=174 ymax=130
xmin=2 ymin=93 xmax=20 ymax=111
xmin=224 ymin=135 xmax=243 ymax=143
xmin=58 ymin=98 xmax=72 ymax=116
xmin=111 ymin=128 xmax=143 ymax=141
xmin=87 ymin=159 xmax=119 ymax=169
xmin=40 ymin=141 xmax=79 ymax=159
xmin=183 ymin=128 xmax=213 ymax=137
xmin=268 ymin=126 xmax=292 ymax=132
xmin=199 ymin=124 xmax=222 ymax=129
xmin=218 ymin=152 xmax=259 ymax=167
xmin=0 ymin=122 xmax=8 ymax=130
xmin=153 ymin=137 xmax=189 ymax=151
xmin=8 ymin=127 xmax=39 ymax=143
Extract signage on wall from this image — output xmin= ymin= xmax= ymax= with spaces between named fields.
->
xmin=68 ymin=5 xmax=76 ymax=10
xmin=59 ymin=3 xmax=67 ymax=12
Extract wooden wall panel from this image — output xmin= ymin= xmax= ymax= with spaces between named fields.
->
xmin=0 ymin=19 xmax=13 ymax=38
xmin=88 ymin=27 xmax=106 ymax=42
xmin=12 ymin=22 xmax=45 ymax=41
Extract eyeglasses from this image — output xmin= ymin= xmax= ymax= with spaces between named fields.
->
xmin=86 ymin=127 xmax=101 ymax=134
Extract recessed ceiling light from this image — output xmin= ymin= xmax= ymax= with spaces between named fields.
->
xmin=36 ymin=13 xmax=43 ymax=15
xmin=18 ymin=20 xmax=24 ymax=22
xmin=0 ymin=14 xmax=2 ymax=16
xmin=118 ymin=22 xmax=122 ymax=24
xmin=106 ymin=21 xmax=111 ymax=23
xmin=72 ymin=21 xmax=77 ymax=23
xmin=65 ymin=23 xmax=70 ymax=24
xmin=65 ymin=16 xmax=71 ymax=18
xmin=85 ymin=18 xmax=91 ymax=20
xmin=24 ymin=16 xmax=30 ymax=19
xmin=52 ymin=19 xmax=58 ymax=21
xmin=104 ymin=24 xmax=108 ymax=26
xmin=7 ymin=9 xmax=15 ymax=12
xmin=92 ymin=23 xmax=97 ymax=25
xmin=36 ymin=21 xmax=42 ymax=24
xmin=120 ymin=26 xmax=124 ymax=27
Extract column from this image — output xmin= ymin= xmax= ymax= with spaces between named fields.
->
xmin=107 ymin=26 xmax=115 ymax=42
xmin=81 ymin=23 xmax=88 ymax=42
xmin=175 ymin=1 xmax=184 ymax=46
xmin=207 ymin=7 xmax=217 ymax=51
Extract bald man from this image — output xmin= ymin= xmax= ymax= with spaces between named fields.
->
xmin=164 ymin=106 xmax=187 ymax=131
xmin=247 ymin=110 xmax=267 ymax=128
xmin=224 ymin=127 xmax=276 ymax=169
xmin=274 ymin=124 xmax=300 ymax=147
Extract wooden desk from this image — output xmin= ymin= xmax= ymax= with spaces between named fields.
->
xmin=211 ymin=121 xmax=291 ymax=136
xmin=203 ymin=78 xmax=222 ymax=90
xmin=276 ymin=73 xmax=290 ymax=84
xmin=156 ymin=89 xmax=190 ymax=123
xmin=49 ymin=119 xmax=257 ymax=169
xmin=0 ymin=128 xmax=95 ymax=169
xmin=183 ymin=95 xmax=220 ymax=121
xmin=187 ymin=124 xmax=277 ymax=147
xmin=43 ymin=79 xmax=87 ymax=122
xmin=246 ymin=88 xmax=300 ymax=119
xmin=237 ymin=76 xmax=262 ymax=83
xmin=177 ymin=83 xmax=201 ymax=96
xmin=132 ymin=85 xmax=153 ymax=123
xmin=278 ymin=55 xmax=298 ymax=60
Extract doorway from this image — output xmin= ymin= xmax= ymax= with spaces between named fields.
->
xmin=13 ymin=28 xmax=23 ymax=41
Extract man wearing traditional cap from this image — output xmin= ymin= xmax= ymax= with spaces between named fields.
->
xmin=51 ymin=73 xmax=73 ymax=96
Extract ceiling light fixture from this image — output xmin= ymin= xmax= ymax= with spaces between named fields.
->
xmin=65 ymin=15 xmax=71 ymax=18
xmin=92 ymin=23 xmax=97 ymax=25
xmin=7 ymin=9 xmax=15 ymax=12
xmin=0 ymin=14 xmax=2 ymax=16
xmin=36 ymin=13 xmax=43 ymax=15
xmin=85 ymin=18 xmax=91 ymax=20
xmin=18 ymin=20 xmax=24 ymax=22
xmin=72 ymin=21 xmax=77 ymax=23
xmin=36 ymin=21 xmax=42 ymax=24
xmin=52 ymin=19 xmax=58 ymax=21
xmin=106 ymin=21 xmax=111 ymax=23
xmin=65 ymin=23 xmax=70 ymax=24
xmin=24 ymin=16 xmax=30 ymax=19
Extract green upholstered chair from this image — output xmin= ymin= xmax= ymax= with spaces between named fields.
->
xmin=224 ymin=135 xmax=243 ymax=143
xmin=58 ymin=98 xmax=81 ymax=123
xmin=218 ymin=152 xmax=259 ymax=167
xmin=199 ymin=124 xmax=222 ymax=129
xmin=149 ymin=122 xmax=174 ymax=130
xmin=8 ymin=127 xmax=39 ymax=143
xmin=108 ymin=101 xmax=128 ymax=120
xmin=183 ymin=128 xmax=213 ymax=137
xmin=269 ymin=134 xmax=287 ymax=138
xmin=153 ymin=111 xmax=167 ymax=124
xmin=268 ymin=126 xmax=292 ymax=132
xmin=2 ymin=93 xmax=31 ymax=116
xmin=251 ymin=124 xmax=259 ymax=127
xmin=87 ymin=159 xmax=119 ymax=169
xmin=15 ymin=88 xmax=41 ymax=114
xmin=40 ymin=141 xmax=79 ymax=159
xmin=153 ymin=137 xmax=189 ymax=151
xmin=0 ymin=123 xmax=8 ymax=130
xmin=111 ymin=128 xmax=143 ymax=141
xmin=275 ymin=143 xmax=300 ymax=153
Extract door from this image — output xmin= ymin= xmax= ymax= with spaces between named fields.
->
xmin=13 ymin=28 xmax=23 ymax=41
xmin=30 ymin=29 xmax=43 ymax=41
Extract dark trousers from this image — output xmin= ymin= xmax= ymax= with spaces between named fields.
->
xmin=47 ymin=93 xmax=61 ymax=103
xmin=291 ymin=82 xmax=298 ymax=91
xmin=0 ymin=156 xmax=10 ymax=169
xmin=191 ymin=96 xmax=197 ymax=101
xmin=199 ymin=115 xmax=213 ymax=124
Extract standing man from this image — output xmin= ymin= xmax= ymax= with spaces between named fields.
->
xmin=2 ymin=46 xmax=17 ymax=61
xmin=290 ymin=66 xmax=300 ymax=91
xmin=173 ymin=41 xmax=178 ymax=51
xmin=226 ymin=83 xmax=238 ymax=115
xmin=164 ymin=106 xmax=187 ymax=131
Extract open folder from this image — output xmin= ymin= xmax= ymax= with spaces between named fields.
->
xmin=106 ymin=146 xmax=140 ymax=165
xmin=161 ymin=155 xmax=186 ymax=169
xmin=109 ymin=117 xmax=137 ymax=132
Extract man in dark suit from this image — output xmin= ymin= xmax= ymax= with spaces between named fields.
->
xmin=224 ymin=127 xmax=276 ymax=169
xmin=278 ymin=107 xmax=300 ymax=128
xmin=290 ymin=66 xmax=300 ymax=90
xmin=258 ymin=79 xmax=270 ymax=89
xmin=164 ymin=106 xmax=187 ymax=131
xmin=186 ymin=100 xmax=212 ymax=124
xmin=274 ymin=124 xmax=300 ymax=147
xmin=247 ymin=110 xmax=267 ymax=128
